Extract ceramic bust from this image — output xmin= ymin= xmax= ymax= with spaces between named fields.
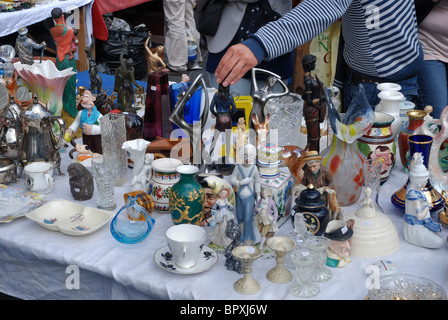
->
xmin=254 ymin=188 xmax=278 ymax=250
xmin=230 ymin=144 xmax=261 ymax=244
xmin=66 ymin=90 xmax=103 ymax=154
xmin=324 ymin=219 xmax=354 ymax=268
xmin=207 ymin=187 xmax=235 ymax=251
xmin=404 ymin=152 xmax=443 ymax=249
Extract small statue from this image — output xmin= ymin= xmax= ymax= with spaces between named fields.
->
xmin=254 ymin=188 xmax=278 ymax=250
xmin=68 ymin=137 xmax=101 ymax=165
xmin=15 ymin=27 xmax=46 ymax=65
xmin=65 ymin=90 xmax=103 ymax=154
xmin=50 ymin=7 xmax=78 ymax=118
xmin=324 ymin=219 xmax=354 ymax=268
xmin=114 ymin=41 xmax=145 ymax=113
xmin=235 ymin=117 xmax=248 ymax=165
xmin=209 ymin=84 xmax=237 ymax=156
xmin=207 ymin=187 xmax=235 ymax=251
xmin=85 ymin=35 xmax=102 ymax=95
xmin=131 ymin=153 xmax=154 ymax=193
xmin=230 ymin=144 xmax=261 ymax=244
xmin=67 ymin=162 xmax=94 ymax=201
xmin=404 ymin=152 xmax=443 ymax=249
xmin=251 ymin=113 xmax=270 ymax=149
xmin=224 ymin=219 xmax=244 ymax=274
xmin=302 ymin=54 xmax=327 ymax=153
xmin=144 ymin=31 xmax=167 ymax=74
xmin=297 ymin=150 xmax=342 ymax=220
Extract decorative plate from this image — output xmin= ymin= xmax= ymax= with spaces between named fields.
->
xmin=154 ymin=245 xmax=218 ymax=275
xmin=25 ymin=199 xmax=114 ymax=236
xmin=0 ymin=184 xmax=46 ymax=223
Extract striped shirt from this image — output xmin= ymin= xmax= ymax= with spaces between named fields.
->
xmin=250 ymin=0 xmax=422 ymax=81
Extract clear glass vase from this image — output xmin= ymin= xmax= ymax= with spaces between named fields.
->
xmin=305 ymin=236 xmax=332 ymax=282
xmin=289 ymin=247 xmax=320 ymax=298
xmin=100 ymin=113 xmax=128 ymax=186
xmin=363 ymin=158 xmax=384 ymax=213
xmin=92 ymin=155 xmax=117 ymax=211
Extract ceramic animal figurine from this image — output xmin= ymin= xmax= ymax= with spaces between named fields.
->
xmin=230 ymin=144 xmax=261 ymax=244
xmin=252 ymin=113 xmax=271 ymax=149
xmin=404 ymin=152 xmax=443 ymax=249
xmin=66 ymin=90 xmax=103 ymax=154
xmin=324 ymin=219 xmax=354 ymax=268
xmin=223 ymin=219 xmax=244 ymax=274
xmin=302 ymin=54 xmax=327 ymax=153
xmin=294 ymin=150 xmax=342 ymax=221
xmin=254 ymin=188 xmax=278 ymax=250
xmin=281 ymin=145 xmax=307 ymax=186
xmin=68 ymin=137 xmax=101 ymax=166
xmin=67 ymin=162 xmax=94 ymax=201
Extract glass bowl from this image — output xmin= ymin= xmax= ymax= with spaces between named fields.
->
xmin=368 ymin=274 xmax=446 ymax=300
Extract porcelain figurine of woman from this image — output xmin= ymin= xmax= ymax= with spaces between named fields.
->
xmin=231 ymin=144 xmax=261 ymax=244
xmin=254 ymin=188 xmax=278 ymax=250
xmin=404 ymin=152 xmax=443 ymax=249
xmin=208 ymin=187 xmax=235 ymax=250
xmin=66 ymin=90 xmax=103 ymax=154
xmin=50 ymin=7 xmax=78 ymax=119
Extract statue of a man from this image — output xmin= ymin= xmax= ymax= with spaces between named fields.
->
xmin=302 ymin=54 xmax=326 ymax=152
xmin=15 ymin=27 xmax=46 ymax=65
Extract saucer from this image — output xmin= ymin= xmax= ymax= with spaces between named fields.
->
xmin=154 ymin=245 xmax=218 ymax=275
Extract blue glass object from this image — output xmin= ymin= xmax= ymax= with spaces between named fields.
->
xmin=110 ymin=196 xmax=156 ymax=244
xmin=169 ymin=82 xmax=203 ymax=134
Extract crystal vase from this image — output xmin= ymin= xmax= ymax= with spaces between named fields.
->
xmin=363 ymin=159 xmax=384 ymax=213
xmin=289 ymin=247 xmax=319 ymax=298
xmin=100 ymin=113 xmax=128 ymax=186
xmin=305 ymin=236 xmax=332 ymax=282
xmin=92 ymin=155 xmax=117 ymax=211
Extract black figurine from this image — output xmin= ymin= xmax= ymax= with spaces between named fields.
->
xmin=67 ymin=162 xmax=94 ymax=201
xmin=223 ymin=219 xmax=244 ymax=274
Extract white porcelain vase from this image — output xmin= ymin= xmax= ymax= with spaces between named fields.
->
xmin=377 ymin=90 xmax=404 ymax=140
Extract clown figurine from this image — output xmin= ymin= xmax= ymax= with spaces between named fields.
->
xmin=65 ymin=90 xmax=103 ymax=154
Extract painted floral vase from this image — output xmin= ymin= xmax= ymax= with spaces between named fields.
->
xmin=169 ymin=164 xmax=205 ymax=225
xmin=358 ymin=112 xmax=396 ymax=185
xmin=398 ymin=109 xmax=427 ymax=171
xmin=321 ymin=85 xmax=375 ymax=206
xmin=149 ymin=158 xmax=183 ymax=212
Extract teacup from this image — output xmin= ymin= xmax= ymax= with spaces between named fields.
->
xmin=24 ymin=161 xmax=55 ymax=195
xmin=165 ymin=224 xmax=206 ymax=268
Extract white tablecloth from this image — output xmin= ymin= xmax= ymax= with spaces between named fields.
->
xmin=0 ymin=0 xmax=93 ymax=39
xmin=0 ymin=140 xmax=447 ymax=301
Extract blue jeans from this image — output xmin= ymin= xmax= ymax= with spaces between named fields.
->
xmin=417 ymin=60 xmax=448 ymax=119
xmin=343 ymin=73 xmax=419 ymax=111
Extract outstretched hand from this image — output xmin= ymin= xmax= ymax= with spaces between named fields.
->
xmin=214 ymin=44 xmax=259 ymax=87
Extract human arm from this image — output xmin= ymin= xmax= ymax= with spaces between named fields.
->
xmin=215 ymin=0 xmax=352 ymax=86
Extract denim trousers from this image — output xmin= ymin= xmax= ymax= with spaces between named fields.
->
xmin=417 ymin=60 xmax=448 ymax=119
xmin=343 ymin=73 xmax=419 ymax=112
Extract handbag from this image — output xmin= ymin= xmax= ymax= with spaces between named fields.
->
xmin=194 ymin=0 xmax=225 ymax=36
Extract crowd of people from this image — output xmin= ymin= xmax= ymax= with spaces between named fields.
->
xmin=162 ymin=0 xmax=447 ymax=118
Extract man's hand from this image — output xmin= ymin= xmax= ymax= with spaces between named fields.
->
xmin=214 ymin=44 xmax=258 ymax=87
